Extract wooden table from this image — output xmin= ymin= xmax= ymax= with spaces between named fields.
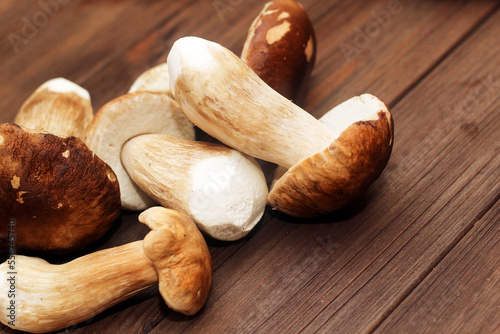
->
xmin=1 ymin=0 xmax=499 ymax=333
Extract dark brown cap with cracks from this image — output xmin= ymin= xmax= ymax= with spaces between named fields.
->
xmin=0 ymin=123 xmax=121 ymax=254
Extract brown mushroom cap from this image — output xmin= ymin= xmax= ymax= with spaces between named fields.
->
xmin=241 ymin=0 xmax=316 ymax=104
xmin=140 ymin=207 xmax=212 ymax=315
xmin=0 ymin=123 xmax=121 ymax=253
xmin=268 ymin=96 xmax=394 ymax=217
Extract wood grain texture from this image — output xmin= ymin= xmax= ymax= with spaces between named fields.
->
xmin=1 ymin=0 xmax=499 ymax=333
xmin=375 ymin=200 xmax=500 ymax=334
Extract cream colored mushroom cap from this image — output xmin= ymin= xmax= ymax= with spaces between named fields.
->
xmin=85 ymin=91 xmax=195 ymax=211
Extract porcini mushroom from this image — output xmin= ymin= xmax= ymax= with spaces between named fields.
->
xmin=0 ymin=123 xmax=121 ymax=253
xmin=85 ymin=91 xmax=195 ymax=211
xmin=121 ymin=134 xmax=268 ymax=241
xmin=14 ymin=78 xmax=93 ymax=139
xmin=167 ymin=37 xmax=393 ymax=217
xmin=268 ymin=95 xmax=393 ymax=216
xmin=0 ymin=206 xmax=212 ymax=333
xmin=241 ymin=0 xmax=316 ymax=104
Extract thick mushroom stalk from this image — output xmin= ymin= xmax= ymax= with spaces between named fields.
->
xmin=0 ymin=123 xmax=121 ymax=253
xmin=169 ymin=37 xmax=333 ymax=169
xmin=121 ymin=134 xmax=268 ymax=241
xmin=0 ymin=207 xmax=212 ymax=333
xmin=241 ymin=0 xmax=316 ymax=104
xmin=85 ymin=91 xmax=195 ymax=211
xmin=15 ymin=78 xmax=93 ymax=139
xmin=167 ymin=37 xmax=393 ymax=217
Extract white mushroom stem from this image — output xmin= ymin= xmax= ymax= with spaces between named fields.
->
xmin=167 ymin=36 xmax=335 ymax=169
xmin=0 ymin=207 xmax=212 ymax=333
xmin=121 ymin=134 xmax=268 ymax=241
xmin=166 ymin=37 xmax=394 ymax=217
xmin=15 ymin=78 xmax=93 ymax=139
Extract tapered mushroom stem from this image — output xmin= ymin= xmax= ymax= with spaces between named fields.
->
xmin=0 ymin=242 xmax=155 ymax=333
xmin=168 ymin=37 xmax=334 ymax=169
xmin=121 ymin=134 xmax=268 ymax=241
xmin=0 ymin=207 xmax=212 ymax=333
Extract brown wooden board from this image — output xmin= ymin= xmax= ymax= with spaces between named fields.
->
xmin=0 ymin=0 xmax=200 ymax=121
xmin=0 ymin=0 xmax=499 ymax=333
xmin=375 ymin=199 xmax=500 ymax=334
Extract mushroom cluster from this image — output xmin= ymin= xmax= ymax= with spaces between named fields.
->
xmin=168 ymin=36 xmax=393 ymax=217
xmin=0 ymin=0 xmax=394 ymax=332
xmin=85 ymin=84 xmax=268 ymax=242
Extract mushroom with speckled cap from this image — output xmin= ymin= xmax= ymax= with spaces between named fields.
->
xmin=0 ymin=123 xmax=121 ymax=254
xmin=241 ymin=0 xmax=316 ymax=105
